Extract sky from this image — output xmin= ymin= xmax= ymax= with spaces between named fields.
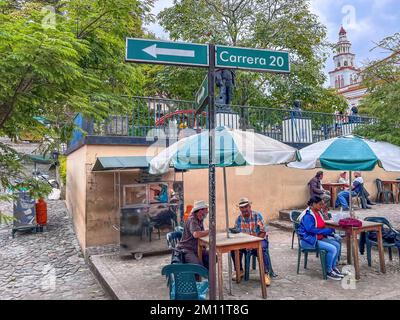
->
xmin=145 ymin=0 xmax=400 ymax=85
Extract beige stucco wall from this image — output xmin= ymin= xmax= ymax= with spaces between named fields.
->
xmin=183 ymin=166 xmax=400 ymax=231
xmin=67 ymin=143 xmax=400 ymax=250
xmin=66 ymin=145 xmax=87 ymax=250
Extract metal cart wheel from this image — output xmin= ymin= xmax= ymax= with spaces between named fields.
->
xmin=133 ymin=252 xmax=143 ymax=260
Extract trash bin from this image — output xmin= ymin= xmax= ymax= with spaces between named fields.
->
xmin=12 ymin=190 xmax=37 ymax=238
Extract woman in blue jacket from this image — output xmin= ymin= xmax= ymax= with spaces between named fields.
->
xmin=298 ymin=196 xmax=344 ymax=281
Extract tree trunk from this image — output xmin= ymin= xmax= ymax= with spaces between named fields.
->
xmin=0 ymin=102 xmax=14 ymax=129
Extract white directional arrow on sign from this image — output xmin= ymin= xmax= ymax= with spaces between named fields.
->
xmin=142 ymin=44 xmax=195 ymax=58
xmin=196 ymin=87 xmax=205 ymax=104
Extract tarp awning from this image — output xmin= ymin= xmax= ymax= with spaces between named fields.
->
xmin=27 ymin=154 xmax=54 ymax=164
xmin=92 ymin=156 xmax=151 ymax=171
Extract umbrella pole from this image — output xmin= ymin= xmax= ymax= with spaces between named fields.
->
xmin=349 ymin=170 xmax=353 ymax=218
xmin=223 ymin=167 xmax=233 ymax=295
xmin=223 ymin=167 xmax=230 ymax=238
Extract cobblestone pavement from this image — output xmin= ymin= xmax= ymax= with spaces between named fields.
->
xmin=93 ymin=204 xmax=400 ymax=300
xmin=0 ymin=200 xmax=109 ymax=300
xmin=0 ymin=138 xmax=108 ymax=300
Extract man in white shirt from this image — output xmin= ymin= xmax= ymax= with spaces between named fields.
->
xmin=353 ymin=172 xmax=375 ymax=207
xmin=338 ymin=172 xmax=349 ymax=189
xmin=353 ymin=171 xmax=364 ymax=184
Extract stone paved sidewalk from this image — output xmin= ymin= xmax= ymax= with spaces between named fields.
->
xmin=0 ymin=137 xmax=108 ymax=300
xmin=90 ymin=204 xmax=400 ymax=300
xmin=0 ymin=199 xmax=109 ymax=300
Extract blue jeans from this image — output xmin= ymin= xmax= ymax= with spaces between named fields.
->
xmin=335 ymin=190 xmax=357 ymax=209
xmin=300 ymin=236 xmax=341 ymax=273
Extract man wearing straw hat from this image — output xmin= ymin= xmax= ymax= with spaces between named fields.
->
xmin=176 ymin=200 xmax=210 ymax=268
xmin=230 ymin=198 xmax=276 ymax=286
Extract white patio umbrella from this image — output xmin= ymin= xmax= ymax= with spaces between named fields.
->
xmin=288 ymin=135 xmax=400 ymax=216
xmin=149 ymin=126 xmax=299 ymax=294
xmin=150 ymin=126 xmax=300 ymax=232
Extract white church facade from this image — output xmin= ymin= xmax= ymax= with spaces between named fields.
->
xmin=329 ymin=26 xmax=368 ymax=109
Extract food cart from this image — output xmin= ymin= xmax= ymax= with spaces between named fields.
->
xmin=91 ymin=156 xmax=184 ymax=258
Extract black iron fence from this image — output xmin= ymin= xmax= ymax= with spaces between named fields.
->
xmin=70 ymin=96 xmax=377 ymax=148
xmin=229 ymin=104 xmax=377 ymax=145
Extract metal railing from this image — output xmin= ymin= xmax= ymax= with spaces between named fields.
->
xmin=69 ymin=96 xmax=377 ymax=147
xmin=228 ymin=104 xmax=377 ymax=145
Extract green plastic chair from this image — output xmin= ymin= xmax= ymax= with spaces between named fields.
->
xmin=363 ymin=217 xmax=400 ymax=266
xmin=161 ymin=263 xmax=208 ymax=300
xmin=375 ymin=179 xmax=395 ymax=204
xmin=294 ymin=223 xmax=328 ymax=280
xmin=290 ymin=210 xmax=302 ymax=249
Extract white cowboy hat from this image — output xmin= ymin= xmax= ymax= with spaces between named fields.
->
xmin=191 ymin=200 xmax=209 ymax=214
xmin=238 ymin=197 xmax=251 ymax=207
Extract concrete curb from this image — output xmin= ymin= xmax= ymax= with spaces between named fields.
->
xmin=88 ymin=254 xmax=132 ymax=300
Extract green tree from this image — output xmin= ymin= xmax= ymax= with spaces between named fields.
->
xmin=157 ymin=0 xmax=346 ymax=111
xmin=356 ymin=33 xmax=400 ymax=145
xmin=0 ymin=0 xmax=153 ymax=219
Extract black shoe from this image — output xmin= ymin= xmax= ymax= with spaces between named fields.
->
xmin=332 ymin=267 xmax=345 ymax=278
xmin=327 ymin=271 xmax=342 ymax=281
xmin=365 ymin=206 xmax=372 ymax=209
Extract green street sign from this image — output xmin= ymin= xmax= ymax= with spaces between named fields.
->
xmin=195 ymin=75 xmax=209 ymax=108
xmin=126 ymin=38 xmax=209 ymax=67
xmin=215 ymin=45 xmax=290 ymax=73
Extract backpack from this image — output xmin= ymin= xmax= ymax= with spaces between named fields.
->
xmin=171 ymin=249 xmax=184 ymax=264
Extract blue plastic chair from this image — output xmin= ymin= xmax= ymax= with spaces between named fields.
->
xmin=161 ymin=263 xmax=209 ymax=300
xmin=294 ymin=222 xmax=328 ymax=279
xmin=363 ymin=217 xmax=400 ymax=266
xmin=243 ymin=247 xmax=275 ymax=280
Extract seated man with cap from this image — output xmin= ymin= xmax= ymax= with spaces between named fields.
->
xmin=230 ymin=197 xmax=276 ymax=286
xmin=176 ymin=200 xmax=210 ymax=268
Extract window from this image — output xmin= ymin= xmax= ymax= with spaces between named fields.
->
xmin=337 ymin=62 xmax=341 ymax=68
xmin=344 ymin=61 xmax=348 ymax=66
xmin=123 ymin=185 xmax=147 ymax=207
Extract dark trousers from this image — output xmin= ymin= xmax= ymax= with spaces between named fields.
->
xmin=182 ymin=250 xmax=209 ymax=270
xmin=230 ymin=239 xmax=271 ymax=274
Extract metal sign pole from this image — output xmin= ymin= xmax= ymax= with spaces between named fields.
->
xmin=208 ymin=44 xmax=217 ymax=300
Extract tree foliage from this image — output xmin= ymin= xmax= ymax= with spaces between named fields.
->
xmin=356 ymin=33 xmax=400 ymax=145
xmin=0 ymin=0 xmax=153 ymax=218
xmin=157 ymin=0 xmax=347 ymax=111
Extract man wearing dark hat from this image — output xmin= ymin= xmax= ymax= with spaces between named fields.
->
xmin=230 ymin=198 xmax=276 ymax=286
xmin=176 ymin=200 xmax=210 ymax=268
xmin=308 ymin=171 xmax=331 ymax=216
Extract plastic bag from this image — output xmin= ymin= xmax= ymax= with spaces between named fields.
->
xmin=48 ymin=188 xmax=61 ymax=200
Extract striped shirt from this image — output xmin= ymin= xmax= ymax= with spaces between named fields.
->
xmin=235 ymin=211 xmax=266 ymax=235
